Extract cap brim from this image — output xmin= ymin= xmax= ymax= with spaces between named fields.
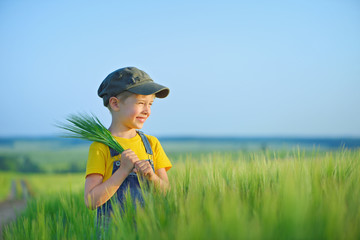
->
xmin=127 ymin=82 xmax=169 ymax=98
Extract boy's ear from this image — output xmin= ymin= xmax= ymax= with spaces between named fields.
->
xmin=108 ymin=96 xmax=120 ymax=111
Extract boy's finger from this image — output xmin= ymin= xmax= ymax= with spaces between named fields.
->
xmin=138 ymin=164 xmax=147 ymax=172
xmin=142 ymin=166 xmax=153 ymax=176
xmin=140 ymin=161 xmax=151 ymax=169
xmin=137 ymin=165 xmax=150 ymax=174
xmin=135 ymin=161 xmax=148 ymax=168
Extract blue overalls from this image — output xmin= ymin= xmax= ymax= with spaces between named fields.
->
xmin=96 ymin=131 xmax=154 ymax=231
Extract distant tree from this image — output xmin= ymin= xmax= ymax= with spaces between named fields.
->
xmin=18 ymin=156 xmax=42 ymax=173
xmin=68 ymin=162 xmax=83 ymax=173
xmin=53 ymin=162 xmax=84 ymax=173
xmin=0 ymin=155 xmax=19 ymax=171
xmin=0 ymin=154 xmax=43 ymax=173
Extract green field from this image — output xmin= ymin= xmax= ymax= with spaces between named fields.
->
xmin=1 ymin=148 xmax=360 ymax=239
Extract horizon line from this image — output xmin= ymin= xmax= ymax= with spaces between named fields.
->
xmin=1 ymin=134 xmax=360 ymax=140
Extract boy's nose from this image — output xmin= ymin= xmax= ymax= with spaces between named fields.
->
xmin=143 ymin=105 xmax=151 ymax=115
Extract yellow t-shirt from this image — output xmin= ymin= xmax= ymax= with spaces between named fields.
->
xmin=85 ymin=133 xmax=172 ymax=182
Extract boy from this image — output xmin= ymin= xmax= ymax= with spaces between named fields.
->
xmin=84 ymin=67 xmax=172 ymax=222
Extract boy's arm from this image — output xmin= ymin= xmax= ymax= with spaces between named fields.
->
xmin=84 ymin=169 xmax=128 ymax=210
xmin=154 ymin=168 xmax=170 ymax=191
xmin=84 ymin=149 xmax=139 ymax=210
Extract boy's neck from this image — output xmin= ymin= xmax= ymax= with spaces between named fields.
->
xmin=108 ymin=124 xmax=137 ymax=139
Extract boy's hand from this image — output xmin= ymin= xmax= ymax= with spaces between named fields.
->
xmin=135 ymin=160 xmax=157 ymax=181
xmin=120 ymin=149 xmax=139 ymax=174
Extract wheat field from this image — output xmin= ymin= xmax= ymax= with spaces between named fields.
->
xmin=2 ymin=149 xmax=360 ymax=240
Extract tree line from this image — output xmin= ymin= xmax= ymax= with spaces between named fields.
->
xmin=0 ymin=154 xmax=84 ymax=173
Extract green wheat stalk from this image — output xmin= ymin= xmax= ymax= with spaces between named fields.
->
xmin=56 ymin=113 xmax=124 ymax=153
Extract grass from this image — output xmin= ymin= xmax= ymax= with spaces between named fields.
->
xmin=24 ymin=173 xmax=85 ymax=196
xmin=3 ymin=148 xmax=360 ymax=240
xmin=0 ymin=172 xmax=17 ymax=201
xmin=0 ymin=172 xmax=84 ymax=199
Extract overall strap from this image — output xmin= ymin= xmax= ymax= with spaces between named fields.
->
xmin=137 ymin=131 xmax=153 ymax=155
xmin=137 ymin=131 xmax=154 ymax=171
xmin=109 ymin=148 xmax=119 ymax=157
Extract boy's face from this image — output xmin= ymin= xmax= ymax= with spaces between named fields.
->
xmin=117 ymin=94 xmax=155 ymax=130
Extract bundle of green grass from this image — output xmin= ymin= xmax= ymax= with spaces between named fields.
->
xmin=57 ymin=113 xmax=124 ymax=153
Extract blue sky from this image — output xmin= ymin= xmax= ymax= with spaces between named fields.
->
xmin=0 ymin=0 xmax=359 ymax=137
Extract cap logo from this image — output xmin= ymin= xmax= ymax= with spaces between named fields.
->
xmin=133 ymin=76 xmax=141 ymax=83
